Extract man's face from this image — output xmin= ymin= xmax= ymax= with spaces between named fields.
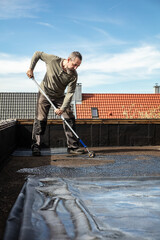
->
xmin=67 ymin=57 xmax=81 ymax=71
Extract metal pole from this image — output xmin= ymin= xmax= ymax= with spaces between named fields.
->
xmin=32 ymin=77 xmax=95 ymax=158
xmin=32 ymin=77 xmax=80 ymax=139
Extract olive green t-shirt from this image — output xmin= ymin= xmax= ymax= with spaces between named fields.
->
xmin=30 ymin=51 xmax=78 ymax=111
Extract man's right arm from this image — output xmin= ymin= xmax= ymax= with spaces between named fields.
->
xmin=26 ymin=51 xmax=56 ymax=78
xmin=26 ymin=51 xmax=42 ymax=78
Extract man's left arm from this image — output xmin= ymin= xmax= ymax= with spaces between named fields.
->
xmin=56 ymin=77 xmax=77 ymax=115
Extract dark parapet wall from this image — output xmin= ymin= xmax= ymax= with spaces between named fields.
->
xmin=0 ymin=120 xmax=17 ymax=169
xmin=76 ymin=122 xmax=159 ymax=147
xmin=16 ymin=119 xmax=160 ymax=148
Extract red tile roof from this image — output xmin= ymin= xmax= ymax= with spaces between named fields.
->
xmin=76 ymin=94 xmax=160 ymax=119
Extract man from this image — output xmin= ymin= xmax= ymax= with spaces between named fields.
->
xmin=26 ymin=51 xmax=84 ymax=156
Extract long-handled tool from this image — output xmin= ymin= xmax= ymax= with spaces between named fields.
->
xmin=32 ymin=77 xmax=95 ymax=158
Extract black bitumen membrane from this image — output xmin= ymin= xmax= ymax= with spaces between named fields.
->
xmin=3 ymin=148 xmax=160 ymax=240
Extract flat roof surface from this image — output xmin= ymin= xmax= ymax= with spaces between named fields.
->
xmin=1 ymin=146 xmax=160 ymax=240
xmin=13 ymin=146 xmax=160 ymax=177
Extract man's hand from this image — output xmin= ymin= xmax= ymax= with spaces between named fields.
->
xmin=55 ymin=109 xmax=63 ymax=116
xmin=26 ymin=69 xmax=34 ymax=78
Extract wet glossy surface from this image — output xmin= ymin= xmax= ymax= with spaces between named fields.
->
xmin=4 ymin=176 xmax=160 ymax=240
xmin=3 ymin=147 xmax=160 ymax=240
xmin=18 ymin=154 xmax=160 ymax=177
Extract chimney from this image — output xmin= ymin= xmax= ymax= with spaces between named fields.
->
xmin=72 ymin=83 xmax=82 ymax=104
xmin=71 ymin=83 xmax=82 ymax=119
xmin=154 ymin=83 xmax=160 ymax=94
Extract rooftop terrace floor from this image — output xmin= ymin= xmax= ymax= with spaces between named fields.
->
xmin=1 ymin=146 xmax=160 ymax=239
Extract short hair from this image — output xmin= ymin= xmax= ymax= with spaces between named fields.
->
xmin=69 ymin=51 xmax=82 ymax=61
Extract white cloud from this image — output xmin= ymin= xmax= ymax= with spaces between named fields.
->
xmin=0 ymin=53 xmax=46 ymax=92
xmin=0 ymin=45 xmax=160 ymax=92
xmin=69 ymin=14 xmax=123 ymax=26
xmin=0 ymin=0 xmax=46 ymax=19
xmin=0 ymin=75 xmax=38 ymax=92
xmin=80 ymin=45 xmax=160 ymax=74
xmin=37 ymin=22 xmax=56 ymax=29
xmin=0 ymin=53 xmax=45 ymax=74
xmin=92 ymin=27 xmax=127 ymax=45
xmin=77 ymin=45 xmax=160 ymax=90
xmin=108 ymin=1 xmax=124 ymax=12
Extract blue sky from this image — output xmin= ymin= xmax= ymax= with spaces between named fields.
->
xmin=0 ymin=0 xmax=160 ymax=93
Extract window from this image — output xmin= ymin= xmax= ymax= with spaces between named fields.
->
xmin=91 ymin=107 xmax=99 ymax=118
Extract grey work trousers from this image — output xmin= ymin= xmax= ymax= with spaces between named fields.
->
xmin=32 ymin=92 xmax=79 ymax=149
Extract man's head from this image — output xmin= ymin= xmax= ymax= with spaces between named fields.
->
xmin=67 ymin=51 xmax=82 ymax=71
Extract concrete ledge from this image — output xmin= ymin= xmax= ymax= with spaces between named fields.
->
xmin=17 ymin=119 xmax=160 ymax=125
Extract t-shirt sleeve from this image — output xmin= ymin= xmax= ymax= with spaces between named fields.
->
xmin=29 ymin=51 xmax=56 ymax=70
xmin=60 ymin=76 xmax=77 ymax=111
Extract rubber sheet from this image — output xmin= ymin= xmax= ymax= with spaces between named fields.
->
xmin=3 ymin=176 xmax=160 ymax=240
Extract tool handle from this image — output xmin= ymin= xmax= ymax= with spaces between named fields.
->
xmin=32 ymin=77 xmax=79 ymax=138
xmin=32 ymin=77 xmax=56 ymax=109
xmin=79 ymin=139 xmax=87 ymax=148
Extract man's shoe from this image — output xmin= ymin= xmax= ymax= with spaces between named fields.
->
xmin=31 ymin=144 xmax=41 ymax=156
xmin=67 ymin=148 xmax=85 ymax=155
